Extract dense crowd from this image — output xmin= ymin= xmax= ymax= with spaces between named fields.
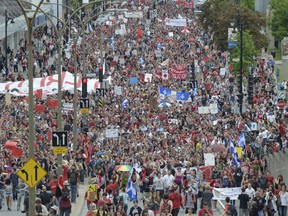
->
xmin=0 ymin=0 xmax=288 ymax=216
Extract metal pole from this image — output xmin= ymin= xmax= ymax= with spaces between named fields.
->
xmin=57 ymin=30 xmax=63 ymax=176
xmin=73 ymin=55 xmax=78 ymax=151
xmin=5 ymin=10 xmax=8 ymax=73
xmin=100 ymin=30 xmax=104 ymax=88
xmin=27 ymin=17 xmax=36 ymax=216
xmin=239 ymin=0 xmax=243 ymax=114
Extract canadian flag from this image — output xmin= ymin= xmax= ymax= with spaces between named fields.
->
xmin=162 ymin=70 xmax=169 ymax=80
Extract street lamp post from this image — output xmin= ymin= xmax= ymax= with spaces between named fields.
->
xmin=231 ymin=0 xmax=243 ymax=114
xmin=16 ymin=1 xmax=45 ymax=215
xmin=4 ymin=10 xmax=15 ymax=74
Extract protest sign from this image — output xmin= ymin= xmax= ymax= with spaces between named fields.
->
xmin=105 ymin=129 xmax=118 ymax=138
xmin=213 ymin=187 xmax=242 ymax=201
xmin=204 ymin=153 xmax=215 ymax=166
xmin=144 ymin=73 xmax=153 ymax=82
xmin=114 ymin=86 xmax=122 ymax=95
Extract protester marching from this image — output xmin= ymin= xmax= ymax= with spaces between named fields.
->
xmin=0 ymin=0 xmax=288 ymax=216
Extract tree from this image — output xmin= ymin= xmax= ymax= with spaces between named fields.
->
xmin=229 ymin=30 xmax=260 ymax=75
xmin=269 ymin=0 xmax=288 ymax=41
xmin=200 ymin=0 xmax=268 ymax=51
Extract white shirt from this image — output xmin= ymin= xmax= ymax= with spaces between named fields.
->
xmin=245 ymin=187 xmax=255 ymax=199
xmin=162 ymin=174 xmax=175 ymax=188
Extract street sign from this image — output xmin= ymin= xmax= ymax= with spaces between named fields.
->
xmin=80 ymin=98 xmax=89 ymax=109
xmin=278 ymin=100 xmax=286 ymax=109
xmin=88 ymin=184 xmax=97 ymax=192
xmin=16 ymin=159 xmax=47 ymax=188
xmin=96 ymin=88 xmax=106 ymax=97
xmin=277 ymin=91 xmax=286 ymax=99
xmin=52 ymin=131 xmax=68 ymax=147
xmin=98 ymin=99 xmax=103 ymax=107
xmin=53 ymin=147 xmax=67 ymax=155
xmin=81 ymin=108 xmax=89 ymax=114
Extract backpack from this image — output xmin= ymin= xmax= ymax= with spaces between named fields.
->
xmin=229 ymin=204 xmax=238 ymax=216
xmin=59 ymin=195 xmax=71 ymax=210
xmin=69 ymin=172 xmax=77 ymax=185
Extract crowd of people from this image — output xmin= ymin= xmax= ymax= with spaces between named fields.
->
xmin=0 ymin=0 xmax=288 ymax=216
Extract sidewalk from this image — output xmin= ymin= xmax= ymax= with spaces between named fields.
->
xmin=71 ymin=181 xmax=87 ymax=216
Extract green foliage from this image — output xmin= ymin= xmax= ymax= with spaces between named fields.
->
xmin=269 ymin=0 xmax=288 ymax=40
xmin=71 ymin=0 xmax=81 ymax=11
xmin=240 ymin=0 xmax=255 ymax=10
xmin=200 ymin=0 xmax=268 ymax=52
xmin=230 ymin=30 xmax=260 ymax=75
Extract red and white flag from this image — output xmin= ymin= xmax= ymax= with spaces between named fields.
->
xmin=162 ymin=70 xmax=169 ymax=80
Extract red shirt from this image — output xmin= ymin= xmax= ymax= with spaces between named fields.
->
xmin=105 ymin=182 xmax=118 ymax=195
xmin=97 ymin=198 xmax=112 ymax=206
xmin=49 ymin=179 xmax=58 ymax=195
xmin=198 ymin=208 xmax=213 ymax=216
xmin=169 ymin=192 xmax=182 ymax=209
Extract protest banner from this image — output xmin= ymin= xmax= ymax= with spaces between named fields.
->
xmin=144 ymin=73 xmax=153 ymax=82
xmin=213 ymin=187 xmax=242 ymax=201
xmin=169 ymin=65 xmax=187 ymax=80
xmin=165 ymin=18 xmax=187 ymax=27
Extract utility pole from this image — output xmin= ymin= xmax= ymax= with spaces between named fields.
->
xmin=57 ymin=30 xmax=63 ymax=176
xmin=27 ymin=16 xmax=36 ymax=216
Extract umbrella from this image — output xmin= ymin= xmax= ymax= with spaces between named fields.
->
xmin=181 ymin=26 xmax=190 ymax=34
xmin=211 ymin=144 xmax=226 ymax=153
xmin=115 ymin=165 xmax=131 ymax=172
xmin=158 ymin=102 xmax=172 ymax=108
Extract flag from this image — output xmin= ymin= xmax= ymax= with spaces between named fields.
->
xmin=157 ymin=42 xmax=162 ymax=50
xmin=122 ymin=98 xmax=128 ymax=109
xmin=230 ymin=141 xmax=241 ymax=167
xmin=159 ymin=87 xmax=172 ymax=96
xmin=238 ymin=133 xmax=246 ymax=148
xmin=127 ymin=181 xmax=137 ymax=202
xmin=110 ymin=36 xmax=114 ymax=50
xmin=35 ymin=89 xmax=43 ymax=99
xmin=140 ymin=57 xmax=145 ymax=65
xmin=176 ymin=92 xmax=189 ymax=101
xmin=35 ymin=104 xmax=45 ymax=112
xmin=162 ymin=70 xmax=169 ymax=80
xmin=47 ymin=99 xmax=58 ymax=108
xmin=88 ymin=23 xmax=93 ymax=32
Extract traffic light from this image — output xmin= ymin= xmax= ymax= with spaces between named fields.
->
xmin=236 ymin=75 xmax=242 ymax=93
xmin=82 ymin=77 xmax=88 ymax=98
xmin=99 ymin=66 xmax=103 ymax=83
xmin=248 ymin=75 xmax=254 ymax=105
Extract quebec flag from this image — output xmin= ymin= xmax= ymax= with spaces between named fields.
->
xmin=157 ymin=42 xmax=162 ymax=50
xmin=238 ymin=133 xmax=246 ymax=148
xmin=127 ymin=181 xmax=137 ymax=202
xmin=159 ymin=86 xmax=172 ymax=96
xmin=122 ymin=98 xmax=128 ymax=109
xmin=176 ymin=92 xmax=189 ymax=101
xmin=230 ymin=141 xmax=241 ymax=167
xmin=110 ymin=36 xmax=114 ymax=49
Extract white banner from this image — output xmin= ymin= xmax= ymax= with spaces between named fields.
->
xmin=213 ymin=187 xmax=241 ymax=201
xmin=124 ymin=11 xmax=143 ymax=18
xmin=105 ymin=129 xmax=119 ymax=138
xmin=63 ymin=103 xmax=73 ymax=110
xmin=165 ymin=18 xmax=187 ymax=27
xmin=0 ymin=72 xmax=111 ymax=96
